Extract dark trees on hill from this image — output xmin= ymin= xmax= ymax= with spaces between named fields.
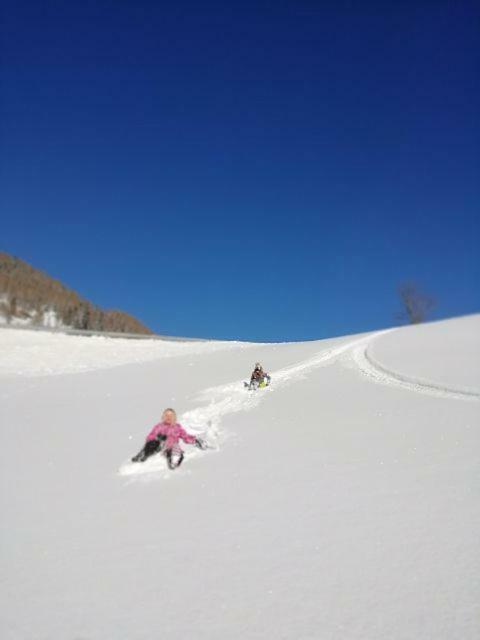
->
xmin=0 ymin=252 xmax=152 ymax=334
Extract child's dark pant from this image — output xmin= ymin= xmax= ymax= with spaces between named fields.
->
xmin=132 ymin=439 xmax=163 ymax=462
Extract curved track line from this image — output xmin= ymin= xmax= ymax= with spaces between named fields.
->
xmin=352 ymin=339 xmax=480 ymax=402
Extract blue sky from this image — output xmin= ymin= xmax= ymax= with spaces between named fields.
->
xmin=1 ymin=1 xmax=479 ymax=340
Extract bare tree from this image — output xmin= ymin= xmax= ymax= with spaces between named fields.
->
xmin=397 ymin=282 xmax=435 ymax=324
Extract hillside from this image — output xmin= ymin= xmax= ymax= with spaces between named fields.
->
xmin=0 ymin=252 xmax=152 ymax=334
xmin=0 ymin=316 xmax=479 ymax=639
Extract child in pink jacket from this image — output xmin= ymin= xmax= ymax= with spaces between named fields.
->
xmin=131 ymin=408 xmax=206 ymax=469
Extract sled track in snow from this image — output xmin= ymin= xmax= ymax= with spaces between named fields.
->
xmin=120 ymin=329 xmax=479 ymax=479
xmin=182 ymin=332 xmax=377 ymax=433
xmin=352 ymin=335 xmax=480 ymax=402
xmin=120 ymin=333 xmax=378 ymax=479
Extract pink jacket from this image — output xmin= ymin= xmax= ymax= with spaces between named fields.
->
xmin=146 ymin=422 xmax=196 ymax=454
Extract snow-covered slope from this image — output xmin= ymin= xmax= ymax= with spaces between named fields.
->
xmin=1 ymin=316 xmax=479 ymax=639
xmin=0 ymin=328 xmax=257 ymax=376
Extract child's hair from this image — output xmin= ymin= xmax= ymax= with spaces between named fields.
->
xmin=163 ymin=407 xmax=177 ymax=421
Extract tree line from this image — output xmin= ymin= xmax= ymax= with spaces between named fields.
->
xmin=0 ymin=252 xmax=152 ymax=334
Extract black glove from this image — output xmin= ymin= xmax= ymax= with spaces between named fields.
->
xmin=195 ymin=437 xmax=207 ymax=450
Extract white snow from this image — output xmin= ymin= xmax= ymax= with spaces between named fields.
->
xmin=41 ymin=308 xmax=63 ymax=329
xmin=0 ymin=297 xmax=49 ymax=328
xmin=0 ymin=328 xmax=257 ymax=376
xmin=0 ymin=313 xmax=33 ymax=328
xmin=1 ymin=316 xmax=479 ymax=639
xmin=369 ymin=314 xmax=480 ymax=394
